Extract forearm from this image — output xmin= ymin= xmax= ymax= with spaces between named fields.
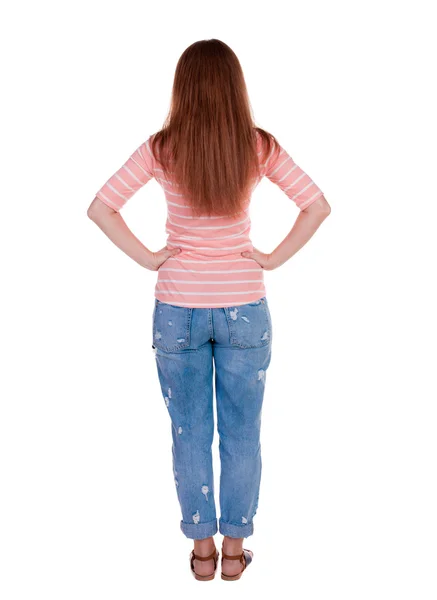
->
xmin=89 ymin=210 xmax=152 ymax=269
xmin=269 ymin=208 xmax=329 ymax=269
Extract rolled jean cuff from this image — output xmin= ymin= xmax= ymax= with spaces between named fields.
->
xmin=219 ymin=518 xmax=254 ymax=538
xmin=180 ymin=518 xmax=218 ymax=540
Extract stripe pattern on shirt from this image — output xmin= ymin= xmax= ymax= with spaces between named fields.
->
xmin=94 ymin=130 xmax=324 ymax=307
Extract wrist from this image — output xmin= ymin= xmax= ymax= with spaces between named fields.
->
xmin=139 ymin=248 xmax=154 ymax=270
xmin=267 ymin=252 xmax=281 ymax=270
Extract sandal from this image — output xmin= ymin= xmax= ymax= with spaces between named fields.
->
xmin=221 ymin=542 xmax=254 ymax=581
xmin=189 ymin=546 xmax=219 ymax=581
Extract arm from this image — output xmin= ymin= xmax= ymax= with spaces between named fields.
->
xmin=242 ymin=140 xmax=331 ymax=269
xmin=87 ymin=199 xmax=180 ymax=270
xmin=263 ymin=194 xmax=330 ymax=269
xmin=88 ymin=138 xmax=181 ymax=270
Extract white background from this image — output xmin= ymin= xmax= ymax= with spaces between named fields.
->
xmin=1 ymin=0 xmax=436 ymax=598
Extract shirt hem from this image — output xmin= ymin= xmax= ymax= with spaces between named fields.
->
xmin=154 ymin=289 xmax=267 ymax=308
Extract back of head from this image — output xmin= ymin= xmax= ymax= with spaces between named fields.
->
xmin=150 ymin=38 xmax=280 ymax=217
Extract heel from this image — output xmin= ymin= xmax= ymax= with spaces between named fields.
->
xmin=189 ymin=547 xmax=219 ymax=581
xmin=221 ymin=543 xmax=253 ymax=581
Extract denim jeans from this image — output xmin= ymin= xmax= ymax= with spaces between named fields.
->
xmin=151 ymin=296 xmax=273 ymax=540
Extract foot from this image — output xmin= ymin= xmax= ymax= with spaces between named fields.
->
xmin=192 ymin=538 xmax=217 ymax=577
xmin=221 ymin=537 xmax=248 ymax=577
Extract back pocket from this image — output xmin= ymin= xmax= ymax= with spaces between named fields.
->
xmin=152 ymin=300 xmax=193 ymax=351
xmin=224 ymin=297 xmax=272 ymax=349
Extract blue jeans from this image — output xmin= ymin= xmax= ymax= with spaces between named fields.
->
xmin=151 ymin=296 xmax=273 ymax=540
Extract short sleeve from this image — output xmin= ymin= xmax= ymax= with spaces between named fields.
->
xmin=95 ymin=136 xmax=155 ymax=211
xmin=263 ymin=142 xmax=324 ymax=211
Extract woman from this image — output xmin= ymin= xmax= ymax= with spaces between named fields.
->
xmin=87 ymin=38 xmax=331 ymax=581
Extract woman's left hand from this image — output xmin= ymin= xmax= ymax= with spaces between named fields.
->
xmin=146 ymin=246 xmax=182 ymax=271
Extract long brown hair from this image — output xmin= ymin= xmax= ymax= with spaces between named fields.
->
xmin=149 ymin=39 xmax=280 ymax=218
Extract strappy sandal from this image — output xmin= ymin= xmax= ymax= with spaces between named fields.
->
xmin=189 ymin=546 xmax=219 ymax=581
xmin=221 ymin=543 xmax=254 ymax=581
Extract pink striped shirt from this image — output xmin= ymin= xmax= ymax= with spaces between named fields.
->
xmin=95 ymin=130 xmax=324 ymax=307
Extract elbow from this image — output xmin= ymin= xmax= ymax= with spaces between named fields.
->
xmin=88 ymin=196 xmax=118 ymax=220
xmin=87 ymin=207 xmax=102 ymax=224
xmin=318 ymin=205 xmax=331 ymax=223
xmin=302 ymin=194 xmax=331 ymax=218
xmin=316 ymin=196 xmax=331 ymax=221
xmin=87 ymin=198 xmax=99 ymax=221
xmin=322 ymin=202 xmax=331 ymax=217
xmin=318 ymin=194 xmax=331 ymax=217
xmin=87 ymin=196 xmax=107 ymax=221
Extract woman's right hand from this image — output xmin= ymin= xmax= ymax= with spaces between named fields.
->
xmin=241 ymin=247 xmax=277 ymax=270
